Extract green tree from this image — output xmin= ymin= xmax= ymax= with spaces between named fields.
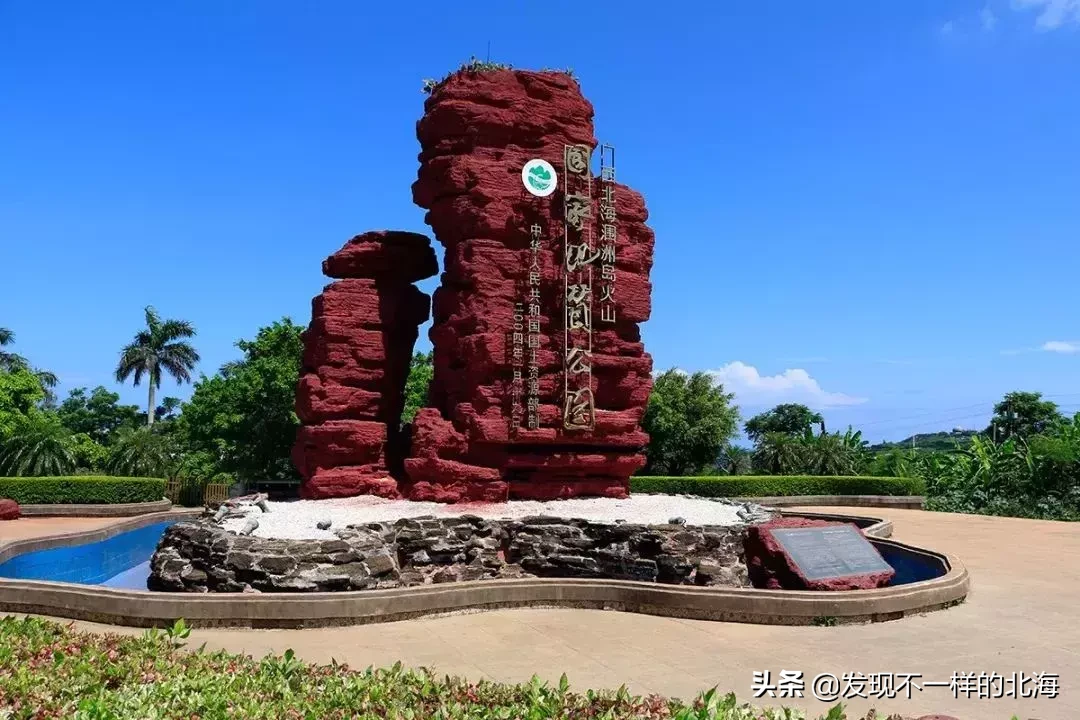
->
xmin=0 ymin=413 xmax=76 ymax=476
xmin=751 ymin=432 xmax=808 ymax=475
xmin=116 ymin=307 xmax=200 ymax=426
xmin=715 ymin=445 xmax=753 ymax=475
xmin=642 ymin=369 xmax=740 ymax=475
xmin=986 ymin=391 xmax=1063 ymax=441
xmin=56 ymin=386 xmax=141 ymax=444
xmin=179 ymin=319 xmax=303 ymax=486
xmin=0 ymin=368 xmax=45 ymax=439
xmin=744 ymin=403 xmax=824 ymax=444
xmin=402 ymin=351 xmax=433 ymax=425
xmin=155 ymin=396 xmax=183 ymax=422
xmin=70 ymin=432 xmax=109 ymax=472
xmin=867 ymin=448 xmax=919 ymax=477
xmin=0 ymin=327 xmax=59 ymax=406
xmin=0 ymin=327 xmax=26 ymax=373
xmin=104 ymin=427 xmax=176 ymax=477
xmin=803 ymin=428 xmax=868 ymax=476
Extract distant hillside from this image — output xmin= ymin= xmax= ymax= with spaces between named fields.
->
xmin=870 ymin=429 xmax=979 ymax=453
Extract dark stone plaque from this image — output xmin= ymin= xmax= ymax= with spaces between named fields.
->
xmin=769 ymin=526 xmax=893 ymax=582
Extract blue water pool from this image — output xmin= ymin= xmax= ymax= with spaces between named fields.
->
xmin=0 ymin=520 xmax=946 ymax=592
xmin=875 ymin=540 xmax=947 ymax=585
xmin=0 ymin=521 xmax=174 ymax=589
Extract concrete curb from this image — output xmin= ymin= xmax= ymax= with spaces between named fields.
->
xmin=0 ymin=510 xmax=968 ymax=629
xmin=17 ymin=499 xmax=176 ymax=517
xmin=741 ymin=495 xmax=925 ymax=509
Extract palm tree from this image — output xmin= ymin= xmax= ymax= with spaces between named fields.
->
xmin=0 ymin=327 xmax=19 ymax=369
xmin=803 ymin=428 xmax=869 ymax=476
xmin=716 ymin=445 xmax=753 ymax=475
xmin=0 ymin=415 xmax=76 ymax=476
xmin=155 ymin=396 xmax=183 ymax=422
xmin=1 ymin=327 xmax=59 ymax=405
xmin=752 ymin=432 xmax=808 ymax=475
xmin=116 ymin=307 xmax=200 ymax=426
xmin=105 ymin=427 xmax=176 ymax=477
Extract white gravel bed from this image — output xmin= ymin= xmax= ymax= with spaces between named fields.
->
xmin=220 ymin=494 xmax=772 ymax=540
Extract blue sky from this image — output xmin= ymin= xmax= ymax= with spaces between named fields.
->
xmin=2 ymin=1 xmax=1079 ymax=442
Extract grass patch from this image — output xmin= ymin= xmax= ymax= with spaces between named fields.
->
xmin=422 ymin=57 xmax=576 ymax=94
xmin=0 ymin=616 xmax=915 ymax=719
xmin=0 ymin=476 xmax=165 ymax=504
xmin=631 ymin=475 xmax=924 ymax=498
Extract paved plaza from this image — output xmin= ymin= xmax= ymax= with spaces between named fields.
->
xmin=5 ymin=507 xmax=1077 ymax=718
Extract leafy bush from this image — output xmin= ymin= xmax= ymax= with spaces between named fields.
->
xmin=70 ymin=432 xmax=108 ymax=472
xmin=401 ymin=351 xmax=432 ymax=425
xmin=0 ymin=476 xmax=166 ymax=504
xmin=632 ymin=475 xmax=924 ymax=498
xmin=916 ymin=424 xmax=1080 ymax=520
xmin=0 ymin=615 xmax=905 ymax=719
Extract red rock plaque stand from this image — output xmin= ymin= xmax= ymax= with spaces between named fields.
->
xmin=744 ymin=517 xmax=896 ymax=591
xmin=0 ymin=498 xmax=20 ymax=521
xmin=293 ymin=231 xmax=437 ymax=499
xmin=403 ymin=69 xmax=655 ymax=503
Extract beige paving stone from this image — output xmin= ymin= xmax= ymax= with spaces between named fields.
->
xmin=17 ymin=507 xmax=1080 ymax=719
xmin=0 ymin=516 xmax=117 ymax=544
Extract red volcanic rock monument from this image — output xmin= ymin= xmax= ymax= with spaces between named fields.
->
xmin=293 ymin=67 xmax=655 ymax=502
xmin=292 ymin=231 xmax=437 ymax=499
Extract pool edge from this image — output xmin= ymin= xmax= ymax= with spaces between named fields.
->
xmin=0 ymin=510 xmax=969 ymax=629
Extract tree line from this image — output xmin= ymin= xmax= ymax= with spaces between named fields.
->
xmin=641 ymin=369 xmax=1080 ymax=520
xmin=2 ymin=319 xmax=1077 ymax=519
xmin=0 ymin=310 xmax=303 ymax=489
xmin=641 ymin=370 xmax=871 ymax=477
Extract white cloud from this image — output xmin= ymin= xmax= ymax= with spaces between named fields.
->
xmin=1042 ymin=340 xmax=1080 ymax=354
xmin=940 ymin=20 xmax=956 ymax=34
xmin=1001 ymin=340 xmax=1080 ymax=355
xmin=982 ymin=5 xmax=999 ymax=29
xmin=707 ymin=361 xmax=867 ymax=409
xmin=1012 ymin=0 xmax=1080 ymax=29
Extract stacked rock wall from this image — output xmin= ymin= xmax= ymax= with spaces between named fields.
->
xmin=149 ymin=516 xmax=750 ymax=593
xmin=404 ymin=70 xmax=655 ymax=502
xmin=292 ymin=231 xmax=437 ymax=499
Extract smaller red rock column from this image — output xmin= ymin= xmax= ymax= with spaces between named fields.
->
xmin=292 ymin=231 xmax=437 ymax=499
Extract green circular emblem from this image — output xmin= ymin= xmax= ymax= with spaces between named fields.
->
xmin=522 ymin=159 xmax=557 ymax=197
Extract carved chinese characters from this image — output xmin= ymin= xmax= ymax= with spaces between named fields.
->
xmin=562 ymin=144 xmax=596 ymax=430
xmin=598 ymin=145 xmax=617 ymax=324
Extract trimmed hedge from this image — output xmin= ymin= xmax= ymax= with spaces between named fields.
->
xmin=631 ymin=475 xmax=925 ymax=498
xmin=0 ymin=476 xmax=167 ymax=505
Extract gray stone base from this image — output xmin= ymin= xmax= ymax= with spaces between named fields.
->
xmin=149 ymin=515 xmax=752 ymax=593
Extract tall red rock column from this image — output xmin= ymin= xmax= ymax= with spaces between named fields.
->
xmin=293 ymin=231 xmax=437 ymax=499
xmin=404 ymin=70 xmax=655 ymax=503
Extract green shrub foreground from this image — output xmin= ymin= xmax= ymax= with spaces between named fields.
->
xmin=0 ymin=616 xmax=920 ymax=720
xmin=632 ymin=475 xmax=924 ymax=498
xmin=0 ymin=476 xmax=165 ymax=504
